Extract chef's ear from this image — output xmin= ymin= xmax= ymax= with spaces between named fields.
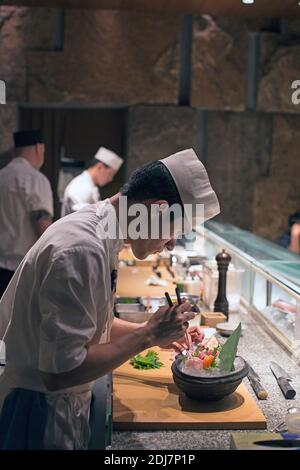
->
xmin=155 ymin=200 xmax=169 ymax=213
xmin=35 ymin=143 xmax=44 ymax=159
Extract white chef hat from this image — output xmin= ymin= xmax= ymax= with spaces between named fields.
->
xmin=160 ymin=148 xmax=220 ymax=233
xmin=94 ymin=147 xmax=123 ymax=172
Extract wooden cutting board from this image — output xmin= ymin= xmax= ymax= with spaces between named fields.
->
xmin=113 ymin=348 xmax=267 ymax=430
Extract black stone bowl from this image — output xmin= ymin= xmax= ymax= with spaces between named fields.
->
xmin=171 ymin=355 xmax=249 ymax=401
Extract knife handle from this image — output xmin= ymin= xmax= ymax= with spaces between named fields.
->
xmin=248 ymin=377 xmax=268 ymax=400
xmin=278 ymin=377 xmax=296 ymax=399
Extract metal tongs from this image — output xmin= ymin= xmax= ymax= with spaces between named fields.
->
xmin=165 ymin=288 xmax=192 ymax=356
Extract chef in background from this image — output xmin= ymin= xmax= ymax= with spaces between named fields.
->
xmin=61 ymin=147 xmax=123 ymax=217
xmin=278 ymin=211 xmax=300 ymax=255
xmin=0 ymin=130 xmax=53 ymax=298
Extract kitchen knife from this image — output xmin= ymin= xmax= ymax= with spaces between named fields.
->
xmin=254 ymin=439 xmax=300 ymax=449
xmin=247 ymin=364 xmax=268 ymax=400
xmin=270 ymin=361 xmax=296 ymax=399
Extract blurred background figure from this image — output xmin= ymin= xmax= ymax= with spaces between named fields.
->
xmin=0 ymin=130 xmax=53 ymax=298
xmin=277 ymin=211 xmax=300 ymax=255
xmin=290 ymin=222 xmax=300 ymax=254
xmin=61 ymin=146 xmax=123 ymax=217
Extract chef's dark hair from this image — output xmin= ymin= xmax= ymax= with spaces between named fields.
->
xmin=121 ymin=161 xmax=183 ymax=208
xmin=87 ymin=158 xmax=110 ymax=169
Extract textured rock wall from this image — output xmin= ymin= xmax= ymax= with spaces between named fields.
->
xmin=257 ymin=32 xmax=300 ymax=113
xmin=0 ymin=6 xmax=57 ymax=102
xmin=1 ymin=7 xmax=300 ymax=238
xmin=28 ymin=10 xmax=181 ymax=104
xmin=126 ymin=106 xmax=197 ymax=176
xmin=253 ymin=115 xmax=300 ymax=240
xmin=0 ymin=103 xmax=17 ymax=168
xmin=205 ymin=111 xmax=272 ymax=231
xmin=191 ymin=16 xmax=271 ymax=111
xmin=0 ymin=6 xmax=57 ymax=166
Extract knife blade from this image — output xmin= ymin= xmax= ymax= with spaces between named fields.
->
xmin=270 ymin=361 xmax=296 ymax=399
xmin=254 ymin=439 xmax=300 ymax=449
xmin=247 ymin=364 xmax=268 ymax=400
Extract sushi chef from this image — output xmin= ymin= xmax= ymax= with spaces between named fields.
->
xmin=0 ymin=148 xmax=220 ymax=450
xmin=61 ymin=147 xmax=123 ymax=217
xmin=0 ymin=130 xmax=53 ymax=298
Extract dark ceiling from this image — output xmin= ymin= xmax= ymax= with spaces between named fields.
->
xmin=1 ymin=0 xmax=300 ymax=19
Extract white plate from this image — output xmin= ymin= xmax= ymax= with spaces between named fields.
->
xmin=216 ymin=322 xmax=243 ymax=336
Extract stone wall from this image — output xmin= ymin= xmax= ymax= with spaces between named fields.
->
xmin=1 ymin=6 xmax=300 ymax=238
xmin=191 ymin=16 xmax=271 ymax=111
xmin=0 ymin=103 xmax=17 ymax=167
xmin=205 ymin=111 xmax=272 ymax=231
xmin=126 ymin=106 xmax=197 ymax=176
xmin=28 ymin=10 xmax=181 ymax=104
xmin=253 ymin=114 xmax=300 ymax=240
xmin=0 ymin=6 xmax=57 ymax=165
xmin=257 ymin=32 xmax=300 ymax=113
xmin=0 ymin=6 xmax=57 ymax=102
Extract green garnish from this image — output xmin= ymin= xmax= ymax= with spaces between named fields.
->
xmin=180 ymin=355 xmax=188 ymax=364
xmin=130 ymin=350 xmax=163 ymax=370
xmin=218 ymin=323 xmax=242 ymax=372
xmin=119 ymin=298 xmax=138 ymax=304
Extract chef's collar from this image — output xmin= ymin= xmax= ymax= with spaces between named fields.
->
xmin=160 ymin=148 xmax=220 ymax=233
xmin=96 ymin=199 xmax=124 ymax=252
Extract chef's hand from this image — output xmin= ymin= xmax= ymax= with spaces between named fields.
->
xmin=171 ymin=326 xmax=205 ymax=353
xmin=146 ymin=301 xmax=195 ymax=347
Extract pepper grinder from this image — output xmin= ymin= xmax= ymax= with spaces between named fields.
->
xmin=214 ymin=249 xmax=231 ymax=319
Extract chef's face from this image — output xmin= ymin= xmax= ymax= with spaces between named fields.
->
xmin=131 ymin=235 xmax=176 ymax=260
xmin=128 ymin=201 xmax=182 ymax=259
xmin=95 ymin=163 xmax=116 ymax=187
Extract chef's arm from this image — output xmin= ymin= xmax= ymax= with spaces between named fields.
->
xmin=41 ymin=326 xmax=152 ymax=391
xmin=31 ymin=210 xmax=52 ymax=237
xmin=110 ymin=317 xmax=146 ymax=340
xmin=40 ymin=303 xmax=194 ymax=391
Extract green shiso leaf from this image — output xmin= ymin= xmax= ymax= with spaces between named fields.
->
xmin=218 ymin=323 xmax=242 ymax=372
xmin=130 ymin=350 xmax=163 ymax=370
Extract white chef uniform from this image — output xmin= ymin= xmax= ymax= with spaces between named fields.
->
xmin=61 ymin=170 xmax=100 ymax=216
xmin=0 ymin=200 xmax=123 ymax=449
xmin=61 ymin=147 xmax=123 ymax=217
xmin=0 ymin=157 xmax=54 ymax=272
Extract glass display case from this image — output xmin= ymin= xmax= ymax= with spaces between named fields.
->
xmin=196 ymin=221 xmax=300 ymax=362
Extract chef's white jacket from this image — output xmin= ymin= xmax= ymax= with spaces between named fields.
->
xmin=61 ymin=170 xmax=100 ymax=217
xmin=0 ymin=157 xmax=54 ymax=271
xmin=0 ymin=200 xmax=123 ymax=449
